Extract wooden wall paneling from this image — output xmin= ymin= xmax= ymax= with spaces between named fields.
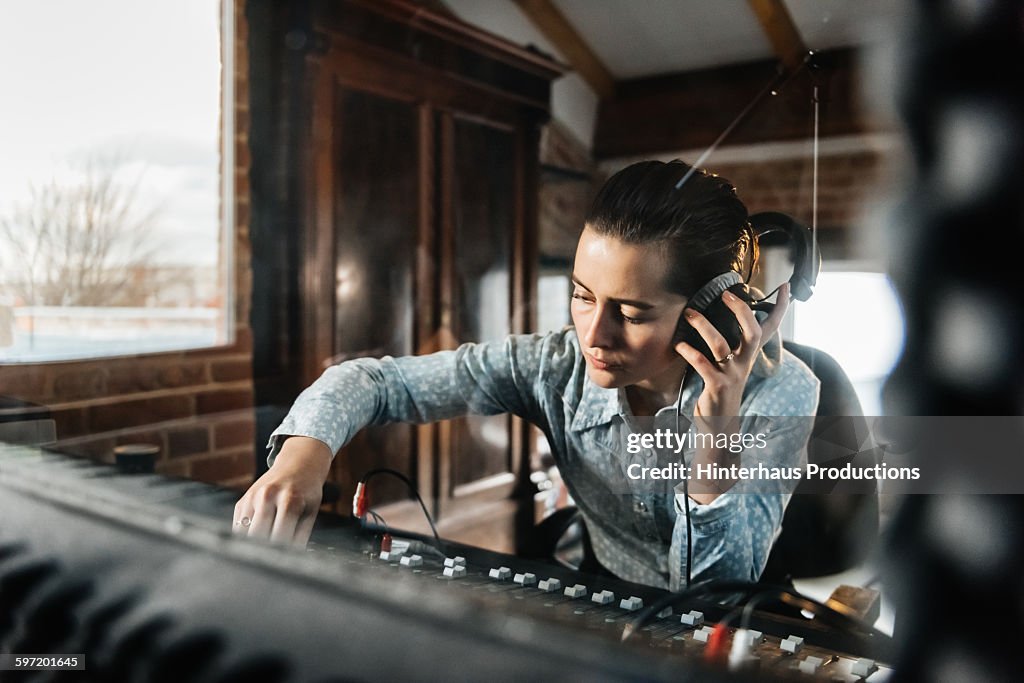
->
xmin=325 ymin=36 xmax=535 ymax=130
xmin=416 ymin=102 xmax=440 ymax=518
xmin=511 ymin=121 xmax=542 ymax=548
xmin=306 ymin=63 xmax=337 ymax=388
xmin=435 ymin=111 xmax=457 ymax=518
xmin=449 ymin=116 xmax=515 ymax=491
xmin=594 ymin=48 xmax=874 ymax=159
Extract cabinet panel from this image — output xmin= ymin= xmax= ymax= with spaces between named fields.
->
xmin=450 ymin=118 xmax=516 ymax=489
xmin=331 ymin=88 xmax=420 ymax=504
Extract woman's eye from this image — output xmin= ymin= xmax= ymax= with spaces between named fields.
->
xmin=571 ymin=292 xmax=592 ymax=304
xmin=622 ymin=314 xmax=644 ymax=325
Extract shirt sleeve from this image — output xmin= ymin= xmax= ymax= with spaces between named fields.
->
xmin=668 ymin=360 xmax=820 ymax=590
xmin=266 ymin=331 xmax=569 ymax=466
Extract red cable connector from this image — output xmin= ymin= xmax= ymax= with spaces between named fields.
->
xmin=380 ymin=533 xmax=392 ymax=553
xmin=352 ymin=481 xmax=367 ymax=518
xmin=705 ymin=623 xmax=730 ymax=663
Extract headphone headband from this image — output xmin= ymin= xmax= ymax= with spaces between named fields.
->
xmin=749 ymin=211 xmax=820 ymax=302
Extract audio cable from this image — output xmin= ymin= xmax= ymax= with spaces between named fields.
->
xmin=352 ymin=467 xmax=445 ymax=556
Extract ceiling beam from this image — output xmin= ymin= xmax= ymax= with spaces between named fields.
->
xmin=511 ymin=0 xmax=615 ymax=99
xmin=594 ymin=49 xmax=882 ymax=160
xmin=746 ymin=0 xmax=808 ymax=71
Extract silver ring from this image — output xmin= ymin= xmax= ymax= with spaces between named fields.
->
xmin=235 ymin=516 xmax=251 ymax=528
xmin=715 ymin=352 xmax=735 ymax=365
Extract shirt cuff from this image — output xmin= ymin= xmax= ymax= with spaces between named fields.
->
xmin=266 ymin=414 xmax=340 ymax=468
xmin=673 ymin=484 xmax=743 ymax=525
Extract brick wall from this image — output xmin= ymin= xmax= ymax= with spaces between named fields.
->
xmin=708 ymin=145 xmax=897 ymax=259
xmin=0 ymin=0 xmax=255 ymax=490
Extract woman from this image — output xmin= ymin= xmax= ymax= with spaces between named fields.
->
xmin=234 ymin=160 xmax=819 ymax=590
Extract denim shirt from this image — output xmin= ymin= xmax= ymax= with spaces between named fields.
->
xmin=269 ymin=327 xmax=819 ymax=590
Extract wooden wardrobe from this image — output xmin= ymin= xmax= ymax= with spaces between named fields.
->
xmin=279 ymin=0 xmax=562 ymax=551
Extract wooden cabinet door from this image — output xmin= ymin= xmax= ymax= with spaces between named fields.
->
xmin=306 ymin=77 xmax=427 ymax=507
xmin=304 ymin=46 xmax=538 ymax=552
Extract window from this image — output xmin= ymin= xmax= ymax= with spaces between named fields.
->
xmin=0 ymin=0 xmax=232 ymax=361
xmin=790 ymin=269 xmax=906 ymax=415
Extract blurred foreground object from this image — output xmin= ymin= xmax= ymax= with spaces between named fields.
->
xmin=883 ymin=1 xmax=1024 ymax=681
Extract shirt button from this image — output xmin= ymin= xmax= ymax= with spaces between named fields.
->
xmin=634 ymin=500 xmax=647 ymax=512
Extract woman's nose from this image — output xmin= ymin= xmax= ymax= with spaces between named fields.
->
xmin=583 ymin=305 xmax=614 ymax=348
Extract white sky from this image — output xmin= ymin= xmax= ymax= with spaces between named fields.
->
xmin=0 ymin=0 xmax=222 ymax=266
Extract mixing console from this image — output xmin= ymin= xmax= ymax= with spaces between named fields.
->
xmin=0 ymin=443 xmax=892 ymax=681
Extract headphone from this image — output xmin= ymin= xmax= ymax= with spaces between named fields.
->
xmin=674 ymin=211 xmax=821 ymax=362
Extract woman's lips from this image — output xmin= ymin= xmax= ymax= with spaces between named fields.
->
xmin=586 ymin=352 xmax=620 ymax=370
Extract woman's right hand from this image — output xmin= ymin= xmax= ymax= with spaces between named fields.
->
xmin=232 ymin=436 xmax=333 ymax=546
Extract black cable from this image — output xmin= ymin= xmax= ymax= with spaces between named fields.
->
xmin=736 ymin=586 xmax=891 ymax=642
xmin=621 ymin=579 xmax=759 ymax=641
xmin=360 ymin=468 xmax=445 ymax=555
xmin=361 ymin=509 xmax=390 ymax=539
xmin=675 ymin=369 xmax=693 ymax=589
xmin=622 ymin=578 xmax=894 ymax=649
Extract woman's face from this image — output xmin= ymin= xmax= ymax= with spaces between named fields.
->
xmin=571 ymin=226 xmax=688 ymax=393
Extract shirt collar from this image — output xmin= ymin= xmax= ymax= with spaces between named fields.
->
xmin=570 ymin=377 xmax=625 ymax=432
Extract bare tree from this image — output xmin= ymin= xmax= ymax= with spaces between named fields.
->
xmin=0 ymin=160 xmax=162 ymax=307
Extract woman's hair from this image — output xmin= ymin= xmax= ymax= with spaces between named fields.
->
xmin=584 ymin=159 xmax=756 ymax=298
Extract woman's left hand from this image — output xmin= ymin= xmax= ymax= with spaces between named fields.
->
xmin=674 ymin=283 xmax=791 ymax=420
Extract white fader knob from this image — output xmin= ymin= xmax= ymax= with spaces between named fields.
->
xmin=851 ymin=658 xmax=877 ymax=679
xmin=442 ymin=565 xmax=466 ymax=579
xmin=399 ymin=554 xmax=423 ymax=567
xmin=798 ymin=656 xmax=824 ymax=674
xmin=780 ymin=635 xmax=804 ymax=654
xmin=693 ymin=626 xmax=715 ymax=643
xmin=488 ymin=566 xmax=512 ymax=580
xmin=538 ymin=578 xmax=562 ymax=593
xmin=591 ymin=589 xmax=615 ymax=605
xmin=513 ymin=572 xmax=537 ymax=586
xmin=680 ymin=610 xmax=704 ymax=627
xmin=563 ymin=584 xmax=587 ymax=599
xmin=619 ymin=596 xmax=644 ymax=611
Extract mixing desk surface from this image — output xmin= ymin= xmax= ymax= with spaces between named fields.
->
xmin=0 ymin=444 xmax=892 ymax=682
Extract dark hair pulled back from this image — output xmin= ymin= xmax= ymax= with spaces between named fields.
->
xmin=584 ymin=160 xmax=756 ymax=298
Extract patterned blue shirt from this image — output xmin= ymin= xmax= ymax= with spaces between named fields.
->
xmin=269 ymin=327 xmax=819 ymax=590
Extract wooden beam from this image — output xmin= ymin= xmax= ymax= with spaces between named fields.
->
xmin=594 ymin=49 xmax=884 ymax=160
xmin=511 ymin=0 xmax=615 ymax=99
xmin=746 ymin=0 xmax=808 ymax=71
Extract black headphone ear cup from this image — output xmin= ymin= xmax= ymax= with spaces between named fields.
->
xmin=675 ymin=284 xmax=754 ymax=361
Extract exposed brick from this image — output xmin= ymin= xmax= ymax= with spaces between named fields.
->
xmin=235 ymin=172 xmax=250 ymax=200
xmin=235 ymin=108 xmax=250 ymax=136
xmin=214 ymin=417 xmax=255 ymax=449
xmin=88 ymin=395 xmax=194 ymax=433
xmin=210 ymin=359 xmax=252 ymax=383
xmin=106 ymin=365 xmax=162 ymax=394
xmin=196 ymin=388 xmax=253 ymax=415
xmin=235 ymin=200 xmax=250 ymax=230
xmin=190 ymin=451 xmax=254 ymax=484
xmin=157 ymin=362 xmax=209 ymax=389
xmin=52 ymin=368 xmax=107 ymax=401
xmin=167 ymin=426 xmax=211 ymax=458
xmin=0 ymin=366 xmax=51 ymax=400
